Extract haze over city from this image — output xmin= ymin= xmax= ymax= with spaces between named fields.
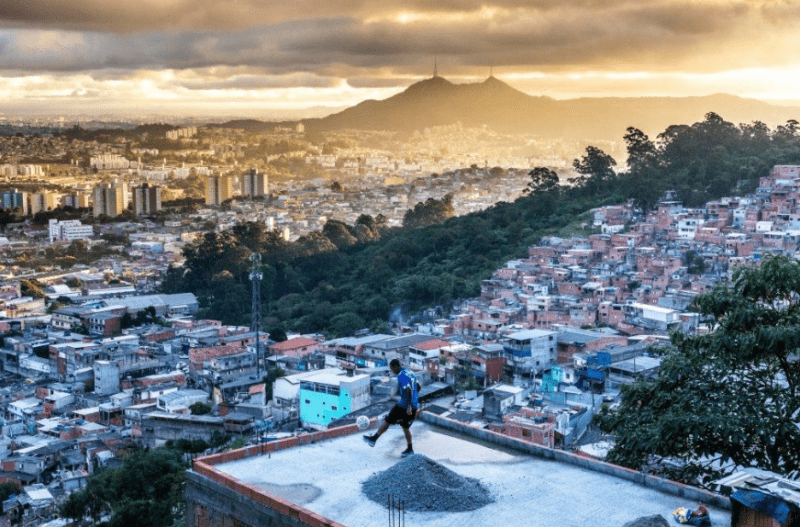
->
xmin=4 ymin=0 xmax=800 ymax=118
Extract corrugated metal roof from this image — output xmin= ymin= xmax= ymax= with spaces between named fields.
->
xmin=714 ymin=469 xmax=800 ymax=508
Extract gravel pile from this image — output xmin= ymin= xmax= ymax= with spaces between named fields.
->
xmin=622 ymin=516 xmax=670 ymax=527
xmin=361 ymin=454 xmax=493 ymax=512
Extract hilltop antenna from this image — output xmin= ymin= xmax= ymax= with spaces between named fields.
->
xmin=489 ymin=60 xmax=494 ymax=78
xmin=434 ymin=56 xmax=438 ymax=78
xmin=250 ymin=252 xmax=263 ymax=377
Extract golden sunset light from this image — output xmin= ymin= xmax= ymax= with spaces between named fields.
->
xmin=1 ymin=0 xmax=800 ymax=117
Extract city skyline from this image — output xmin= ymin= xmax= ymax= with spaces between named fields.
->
xmin=3 ymin=1 xmax=800 ymax=118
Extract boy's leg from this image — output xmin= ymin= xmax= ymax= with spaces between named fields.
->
xmin=373 ymin=420 xmax=390 ymax=438
xmin=364 ymin=418 xmax=391 ymax=447
xmin=402 ymin=426 xmax=412 ymax=446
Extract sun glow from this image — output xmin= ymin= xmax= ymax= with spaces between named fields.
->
xmin=369 ymin=6 xmax=503 ymax=26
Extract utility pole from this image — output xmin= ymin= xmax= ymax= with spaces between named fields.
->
xmin=250 ymin=252 xmax=263 ymax=377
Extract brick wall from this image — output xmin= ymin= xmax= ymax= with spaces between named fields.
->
xmin=187 ymin=423 xmax=365 ymax=527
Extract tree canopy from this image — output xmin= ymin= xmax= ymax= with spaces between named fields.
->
xmin=595 ymin=254 xmax=800 ymax=486
xmin=60 ymin=446 xmax=187 ymax=527
xmin=402 ymin=194 xmax=455 ymax=229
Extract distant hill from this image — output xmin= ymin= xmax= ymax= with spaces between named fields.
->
xmin=218 ymin=76 xmax=800 ymax=142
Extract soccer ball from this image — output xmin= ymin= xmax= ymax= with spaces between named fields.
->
xmin=356 ymin=415 xmax=370 ymax=430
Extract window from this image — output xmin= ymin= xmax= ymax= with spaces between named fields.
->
xmin=522 ymin=429 xmax=532 ymax=438
xmin=331 ymin=406 xmax=337 ymax=411
xmin=305 ymin=399 xmax=310 ymax=404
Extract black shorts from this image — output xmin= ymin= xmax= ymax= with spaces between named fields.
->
xmin=385 ymin=404 xmax=416 ymax=429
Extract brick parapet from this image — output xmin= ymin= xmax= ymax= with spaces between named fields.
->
xmin=190 ymin=421 xmax=365 ymax=527
xmin=188 ymin=414 xmax=727 ymax=527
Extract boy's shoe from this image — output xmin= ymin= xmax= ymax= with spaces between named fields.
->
xmin=401 ymin=446 xmax=414 ymax=457
xmin=362 ymin=434 xmax=377 ymax=447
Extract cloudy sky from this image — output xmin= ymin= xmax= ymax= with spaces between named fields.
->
xmin=3 ymin=0 xmax=800 ymax=118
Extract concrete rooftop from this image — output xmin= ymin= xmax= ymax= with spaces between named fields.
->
xmin=213 ymin=421 xmax=731 ymax=527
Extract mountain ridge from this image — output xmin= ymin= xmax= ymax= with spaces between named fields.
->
xmin=220 ymin=76 xmax=800 ymax=141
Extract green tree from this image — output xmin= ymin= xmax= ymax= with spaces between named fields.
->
xmin=231 ymin=221 xmax=269 ymax=253
xmin=322 ymin=220 xmax=358 ymax=249
xmin=65 ymin=276 xmax=84 ymax=289
xmin=622 ymin=127 xmax=663 ymax=212
xmin=403 ymin=194 xmax=455 ymax=229
xmin=685 ymin=250 xmax=706 ymax=275
xmin=596 ymin=254 xmax=800 ymax=486
xmin=190 ymin=401 xmax=212 ymax=415
xmin=0 ymin=481 xmax=20 ymax=503
xmin=266 ymin=325 xmax=287 ymax=342
xmin=524 ymin=166 xmax=561 ymax=216
xmin=524 ymin=167 xmax=560 ymax=196
xmin=60 ymin=446 xmax=187 ymax=527
xmin=329 ymin=312 xmax=366 ymax=338
xmin=570 ymin=146 xmax=617 ymax=196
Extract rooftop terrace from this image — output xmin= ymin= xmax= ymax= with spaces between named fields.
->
xmin=190 ymin=414 xmax=731 ymax=527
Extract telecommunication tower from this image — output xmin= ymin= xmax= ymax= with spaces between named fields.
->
xmin=249 ymin=252 xmax=263 ymax=377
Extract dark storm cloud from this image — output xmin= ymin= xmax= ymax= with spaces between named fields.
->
xmin=0 ymin=1 xmax=787 ymax=78
xmin=0 ymin=0 xmax=373 ymax=32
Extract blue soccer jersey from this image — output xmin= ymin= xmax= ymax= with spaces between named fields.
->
xmin=396 ymin=368 xmax=419 ymax=409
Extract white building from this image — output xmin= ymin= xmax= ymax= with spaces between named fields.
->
xmin=94 ymin=360 xmax=120 ymax=396
xmin=677 ymin=218 xmax=701 ymax=240
xmin=503 ymin=329 xmax=557 ymax=374
xmin=48 ymin=219 xmax=93 ymax=243
xmin=157 ymin=389 xmax=209 ymax=413
xmin=17 ymin=164 xmax=45 ymax=177
xmin=166 ymin=127 xmax=197 ymax=140
xmin=90 ymin=154 xmax=130 ymax=170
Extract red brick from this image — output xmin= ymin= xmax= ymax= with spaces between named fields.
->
xmin=276 ymin=437 xmax=299 ymax=450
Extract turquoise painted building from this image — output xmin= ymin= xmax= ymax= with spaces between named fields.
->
xmin=299 ymin=371 xmax=371 ymax=430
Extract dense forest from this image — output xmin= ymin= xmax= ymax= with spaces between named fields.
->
xmin=160 ymin=114 xmax=800 ymax=338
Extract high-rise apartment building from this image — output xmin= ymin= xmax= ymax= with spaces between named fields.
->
xmin=241 ymin=168 xmax=268 ymax=198
xmin=206 ymin=174 xmax=234 ymax=206
xmin=62 ymin=192 xmax=91 ymax=209
xmin=30 ymin=192 xmax=58 ymax=215
xmin=133 ymin=183 xmax=162 ymax=215
xmin=0 ymin=189 xmax=28 ymax=215
xmin=92 ymin=183 xmax=125 ymax=218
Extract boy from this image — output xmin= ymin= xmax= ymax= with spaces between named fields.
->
xmin=363 ymin=359 xmax=419 ymax=457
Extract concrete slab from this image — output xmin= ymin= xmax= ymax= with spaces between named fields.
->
xmin=216 ymin=422 xmax=731 ymax=527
